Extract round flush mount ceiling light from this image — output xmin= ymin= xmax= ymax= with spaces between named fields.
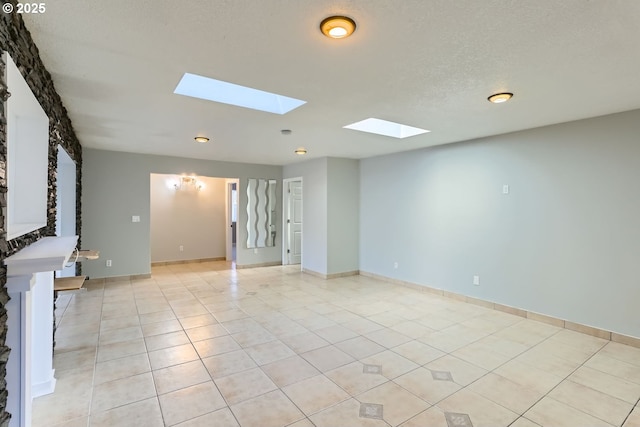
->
xmin=194 ymin=136 xmax=210 ymax=143
xmin=294 ymin=148 xmax=308 ymax=155
xmin=488 ymin=92 xmax=514 ymax=104
xmin=320 ymin=16 xmax=356 ymax=39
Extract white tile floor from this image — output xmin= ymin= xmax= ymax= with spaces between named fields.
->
xmin=34 ymin=261 xmax=640 ymax=427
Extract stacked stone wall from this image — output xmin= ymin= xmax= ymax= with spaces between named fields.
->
xmin=0 ymin=4 xmax=82 ymax=424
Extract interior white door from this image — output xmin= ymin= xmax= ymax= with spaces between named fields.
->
xmin=288 ymin=180 xmax=302 ymax=264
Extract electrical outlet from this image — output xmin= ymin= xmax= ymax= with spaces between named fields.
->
xmin=473 ymin=275 xmax=480 ymax=285
xmin=502 ymin=184 xmax=510 ymax=194
xmin=393 ymin=262 xmax=399 ymax=269
xmin=106 ymin=260 xmax=112 ymax=267
xmin=179 ymin=245 xmax=184 ymax=252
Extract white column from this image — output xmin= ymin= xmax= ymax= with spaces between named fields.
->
xmin=31 ymin=271 xmax=56 ymax=397
xmin=3 ymin=235 xmax=78 ymax=427
xmin=6 ymin=274 xmax=35 ymax=427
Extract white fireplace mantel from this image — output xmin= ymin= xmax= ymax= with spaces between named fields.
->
xmin=4 ymin=235 xmax=78 ymax=427
xmin=4 ymin=236 xmax=79 ymax=277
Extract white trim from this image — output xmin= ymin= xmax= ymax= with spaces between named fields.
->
xmin=5 ymin=52 xmax=49 ymax=241
xmin=282 ymin=177 xmax=303 ymax=268
xmin=225 ymin=179 xmax=239 ymax=262
xmin=32 ymin=370 xmax=56 ymax=398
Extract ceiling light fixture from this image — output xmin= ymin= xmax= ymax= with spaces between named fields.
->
xmin=174 ymin=176 xmax=203 ymax=191
xmin=294 ymin=148 xmax=307 ymax=155
xmin=194 ymin=136 xmax=210 ymax=143
xmin=488 ymin=92 xmax=513 ymax=104
xmin=320 ymin=16 xmax=356 ymax=39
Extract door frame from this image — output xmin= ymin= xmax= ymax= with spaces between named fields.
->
xmin=225 ymin=178 xmax=240 ymax=262
xmin=56 ymin=145 xmax=77 ymax=277
xmin=282 ymin=177 xmax=303 ymax=267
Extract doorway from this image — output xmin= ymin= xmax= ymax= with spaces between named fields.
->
xmin=149 ymin=174 xmax=227 ymax=264
xmin=283 ymin=178 xmax=302 ymax=266
xmin=225 ymin=179 xmax=240 ymax=262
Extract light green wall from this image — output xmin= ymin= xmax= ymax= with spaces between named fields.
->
xmin=283 ymin=157 xmax=359 ymax=276
xmin=360 ymin=109 xmax=640 ymax=337
xmin=82 ymin=149 xmax=282 ymax=278
xmin=283 ymin=158 xmax=328 ymax=274
xmin=327 ymin=158 xmax=359 ymax=275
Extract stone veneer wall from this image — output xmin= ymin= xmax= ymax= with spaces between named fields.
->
xmin=0 ymin=4 xmax=83 ymax=425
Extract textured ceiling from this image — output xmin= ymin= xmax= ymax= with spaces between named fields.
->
xmin=22 ymin=0 xmax=640 ymax=165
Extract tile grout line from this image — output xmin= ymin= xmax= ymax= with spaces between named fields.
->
xmin=86 ymin=282 xmax=105 ymax=426
xmin=499 ymin=330 xmax=614 ymax=426
xmin=619 ymin=396 xmax=640 ymax=427
xmin=383 ymin=310 xmax=587 ymax=424
xmin=160 ymin=274 xmax=238 ymax=427
xmin=136 ymin=277 xmax=169 ymax=427
xmin=209 ymin=266 xmax=319 ymax=426
xmin=383 ymin=310 xmax=531 ymax=420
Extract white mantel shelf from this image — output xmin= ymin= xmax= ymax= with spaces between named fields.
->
xmin=4 ymin=235 xmax=78 ymax=277
xmin=4 ymin=235 xmax=78 ymax=427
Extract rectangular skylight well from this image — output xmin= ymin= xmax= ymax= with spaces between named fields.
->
xmin=174 ymin=73 xmax=306 ymax=115
xmin=343 ymin=118 xmax=430 ymax=139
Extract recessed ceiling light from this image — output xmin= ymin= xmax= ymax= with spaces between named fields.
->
xmin=343 ymin=118 xmax=430 ymax=139
xmin=194 ymin=136 xmax=210 ymax=143
xmin=488 ymin=92 xmax=513 ymax=103
xmin=320 ymin=16 xmax=356 ymax=39
xmin=174 ymin=73 xmax=306 ymax=115
xmin=294 ymin=148 xmax=307 ymax=155
xmin=281 ymin=129 xmax=292 ymax=135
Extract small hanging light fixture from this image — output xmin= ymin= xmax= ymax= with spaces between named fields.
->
xmin=174 ymin=175 xmax=204 ymax=191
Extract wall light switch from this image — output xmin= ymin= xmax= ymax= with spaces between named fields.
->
xmin=132 ymin=215 xmax=141 ymax=222
xmin=502 ymin=185 xmax=510 ymax=195
xmin=473 ymin=275 xmax=480 ymax=285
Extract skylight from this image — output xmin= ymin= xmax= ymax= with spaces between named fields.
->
xmin=343 ymin=118 xmax=430 ymax=139
xmin=174 ymin=73 xmax=306 ymax=115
